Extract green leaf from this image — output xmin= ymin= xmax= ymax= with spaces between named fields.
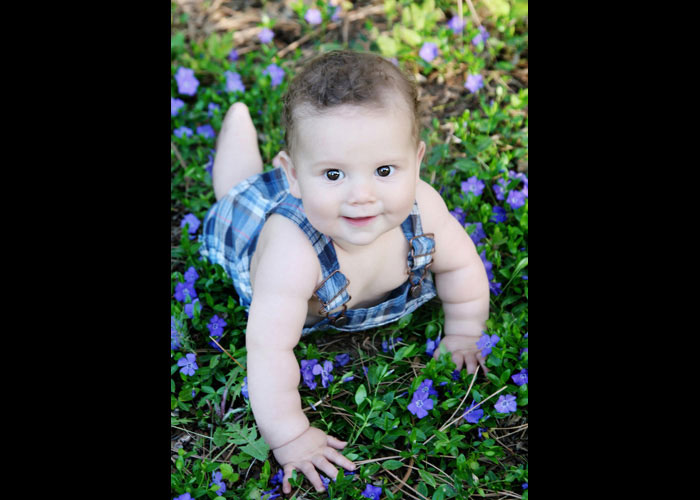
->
xmin=355 ymin=384 xmax=367 ymax=406
xmin=241 ymin=437 xmax=270 ymax=462
xmin=383 ymin=460 xmax=405 ymax=470
xmin=220 ymin=463 xmax=234 ymax=480
xmin=393 ymin=344 xmax=414 ymax=362
xmin=418 ymin=469 xmax=437 ymax=487
xmin=399 ymin=27 xmax=422 ymax=47
xmin=213 ymin=427 xmax=228 ymax=447
xmin=376 ymin=35 xmax=399 ymax=57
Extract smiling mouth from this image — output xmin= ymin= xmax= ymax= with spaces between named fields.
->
xmin=342 ymin=215 xmax=376 ymax=226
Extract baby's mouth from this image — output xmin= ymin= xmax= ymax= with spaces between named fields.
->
xmin=342 ymin=215 xmax=376 ymax=226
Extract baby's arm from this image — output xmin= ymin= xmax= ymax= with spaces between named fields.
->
xmin=246 ymin=216 xmax=355 ymax=493
xmin=417 ymin=181 xmax=491 ymax=373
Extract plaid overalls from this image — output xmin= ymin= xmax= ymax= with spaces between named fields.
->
xmin=199 ymin=167 xmax=436 ymax=335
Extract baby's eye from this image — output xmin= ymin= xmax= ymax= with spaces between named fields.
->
xmin=325 ymin=169 xmax=344 ymax=181
xmin=376 ymin=165 xmax=395 ymax=177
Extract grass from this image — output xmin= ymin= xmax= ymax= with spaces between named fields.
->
xmin=171 ymin=1 xmax=528 ymax=498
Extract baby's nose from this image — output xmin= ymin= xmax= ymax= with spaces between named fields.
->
xmin=347 ymin=178 xmax=376 ymax=204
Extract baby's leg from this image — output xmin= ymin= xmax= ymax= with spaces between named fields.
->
xmin=212 ymin=102 xmax=264 ymax=200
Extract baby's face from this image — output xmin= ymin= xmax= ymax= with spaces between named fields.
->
xmin=281 ymin=98 xmax=425 ymax=251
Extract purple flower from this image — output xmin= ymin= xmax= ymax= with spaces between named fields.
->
xmin=490 ymin=206 xmax=507 ymax=223
xmin=471 ymin=26 xmax=490 ymax=46
xmin=511 ymin=369 xmax=528 ymax=386
xmin=489 ymin=281 xmax=502 ymax=296
xmin=301 ymin=359 xmax=319 ymax=390
xmin=305 ymin=8 xmax=322 ymax=25
xmin=417 ymin=379 xmax=439 ymax=398
xmin=312 ymin=360 xmax=334 ymax=388
xmin=208 ymin=315 xmax=227 ymax=337
xmin=180 ymin=213 xmax=201 ymax=236
xmin=184 ymin=298 xmax=200 ymax=319
xmin=228 ymin=49 xmax=239 ymax=61
xmin=330 ymin=4 xmax=342 ymax=21
xmin=174 ymin=281 xmax=197 ymax=303
xmin=342 ymin=376 xmax=355 ymax=383
xmin=494 ymin=394 xmax=517 ymax=414
xmin=361 ymin=483 xmax=382 ymax=500
xmin=465 ymin=74 xmax=484 ymax=93
xmin=225 ymin=70 xmax=246 ymax=93
xmin=271 ymin=468 xmax=284 ymax=485
xmin=263 ymin=63 xmax=285 ymax=87
xmin=205 ymin=149 xmax=215 ymax=176
xmin=178 ymin=353 xmax=198 ymax=376
xmin=261 ymin=486 xmax=281 ymax=499
xmin=171 ymin=97 xmax=185 ymax=117
xmin=493 ymin=179 xmax=507 ymax=200
xmin=451 ymin=369 xmax=461 ymax=381
xmin=476 ymin=333 xmax=500 ymax=357
xmin=196 ymin=124 xmax=216 ymax=140
xmin=381 ymin=337 xmax=402 ymax=353
xmin=174 ymin=126 xmax=193 ymax=138
xmin=522 ymin=483 xmax=528 ymax=490
xmin=461 ymin=176 xmax=485 ymax=196
xmin=407 ymin=393 xmax=434 ymax=419
xmin=506 ymin=189 xmax=526 ymax=210
xmin=520 ymin=348 xmax=528 ymax=358
xmin=184 ymin=266 xmax=199 ymax=284
xmin=463 ymin=399 xmax=484 ymax=424
xmin=258 ymin=27 xmax=274 ymax=44
xmin=320 ymin=475 xmax=330 ymax=490
xmin=419 ymin=42 xmax=439 ymax=63
xmin=175 ymin=67 xmax=199 ymax=96
xmin=447 ymin=16 xmax=465 ymax=33
xmin=335 ymin=353 xmax=351 ymax=367
xmin=207 ymin=103 xmax=220 ymax=116
xmin=479 ymin=250 xmax=494 ymax=281
xmin=449 ymin=206 xmax=466 ymax=225
xmin=425 ymin=335 xmax=441 ymax=356
xmin=173 ymin=494 xmax=192 ymax=500
xmin=467 ymin=222 xmax=486 ymax=245
xmin=210 ymin=471 xmax=226 ymax=495
xmin=171 ymin=316 xmax=182 ymax=350
xmin=242 ymin=376 xmax=249 ymax=399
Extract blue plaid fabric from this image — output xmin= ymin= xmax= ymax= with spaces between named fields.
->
xmin=199 ymin=167 xmax=436 ymax=335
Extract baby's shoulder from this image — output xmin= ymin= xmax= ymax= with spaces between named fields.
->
xmin=250 ymin=213 xmax=320 ymax=297
xmin=415 ymin=179 xmax=452 ymax=234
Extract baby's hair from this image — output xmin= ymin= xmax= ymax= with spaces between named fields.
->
xmin=281 ymin=50 xmax=420 ymax=156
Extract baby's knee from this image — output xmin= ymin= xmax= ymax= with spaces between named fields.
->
xmin=224 ymin=102 xmax=252 ymax=123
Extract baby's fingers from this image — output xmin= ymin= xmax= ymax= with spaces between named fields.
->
xmin=324 ymin=446 xmax=356 ymax=472
xmin=326 ymin=435 xmax=348 ymax=450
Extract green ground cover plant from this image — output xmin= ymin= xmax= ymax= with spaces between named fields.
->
xmin=171 ymin=1 xmax=527 ymax=498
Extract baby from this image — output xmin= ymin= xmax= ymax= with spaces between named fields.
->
xmin=200 ymin=50 xmax=490 ymax=494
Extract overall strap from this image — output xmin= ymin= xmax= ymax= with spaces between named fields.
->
xmin=269 ymin=193 xmax=352 ymax=326
xmin=401 ymin=201 xmax=436 ymax=298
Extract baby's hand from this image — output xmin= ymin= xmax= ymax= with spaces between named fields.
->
xmin=273 ymin=426 xmax=356 ymax=494
xmin=433 ymin=334 xmax=489 ymax=375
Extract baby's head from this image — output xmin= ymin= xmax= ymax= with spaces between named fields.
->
xmin=278 ymin=50 xmax=426 ymax=249
xmin=281 ymin=50 xmax=421 ymax=158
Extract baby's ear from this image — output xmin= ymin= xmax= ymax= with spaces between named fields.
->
xmin=278 ymin=151 xmax=302 ymax=198
xmin=415 ymin=141 xmax=426 ymax=181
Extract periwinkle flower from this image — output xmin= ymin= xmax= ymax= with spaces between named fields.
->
xmin=271 ymin=468 xmax=284 ymax=485
xmin=171 ymin=97 xmax=185 ymax=117
xmin=476 ymin=333 xmax=500 ymax=357
xmin=207 ymin=103 xmax=220 ymax=116
xmin=241 ymin=376 xmax=249 ymax=399
xmin=493 ymin=179 xmax=508 ymax=201
xmin=180 ymin=213 xmax=201 ymax=237
xmin=489 ymin=281 xmax=502 ymax=296
xmin=173 ymin=494 xmax=192 ymax=500
xmin=258 ymin=27 xmax=274 ymax=44
xmin=207 ymin=315 xmax=227 ymax=337
xmin=175 ymin=67 xmax=199 ymax=96
xmin=467 ymin=222 xmax=486 ymax=245
xmin=361 ymin=484 xmax=382 ymax=500
xmin=171 ymin=316 xmax=182 ymax=350
xmin=449 ymin=206 xmax=466 ymax=225
xmin=312 ymin=360 xmax=334 ymax=388
xmin=305 ymin=8 xmax=322 ymax=25
xmin=210 ymin=471 xmax=226 ymax=495
xmin=330 ymin=4 xmax=342 ymax=21
xmin=196 ymin=124 xmax=216 ymax=140
xmin=174 ymin=281 xmax=197 ymax=303
xmin=419 ymin=42 xmax=439 ymax=63
xmin=184 ymin=266 xmax=198 ymax=284
xmin=506 ymin=189 xmax=526 ymax=210
xmin=494 ymin=394 xmax=517 ymax=414
xmin=225 ymin=70 xmax=245 ymax=93
xmin=335 ymin=353 xmax=351 ymax=367
xmin=184 ymin=298 xmax=200 ymax=319
xmin=178 ymin=353 xmax=198 ymax=376
xmin=407 ymin=393 xmax=434 ymax=419
xmin=417 ymin=379 xmax=439 ymax=398
xmin=447 ymin=16 xmax=465 ymax=33
xmin=461 ymin=176 xmax=485 ymax=196
xmin=263 ymin=63 xmax=285 ymax=87
xmin=301 ymin=359 xmax=319 ymax=390
xmin=479 ymin=250 xmax=494 ymax=281
xmin=228 ymin=49 xmax=239 ymax=61
xmin=490 ymin=206 xmax=507 ymax=223
xmin=465 ymin=74 xmax=484 ymax=93
xmin=511 ymin=368 xmax=528 ymax=386
xmin=425 ymin=335 xmax=441 ymax=356
xmin=173 ymin=126 xmax=193 ymax=139
xmin=472 ymin=25 xmax=490 ymax=46
xmin=261 ymin=486 xmax=280 ymax=499
xmin=463 ymin=399 xmax=484 ymax=424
